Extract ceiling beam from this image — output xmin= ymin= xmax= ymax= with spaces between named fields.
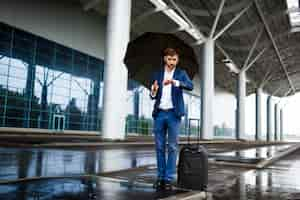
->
xmin=168 ymin=0 xmax=204 ymax=41
xmin=191 ymin=10 xmax=285 ymax=37
xmin=241 ymin=28 xmax=263 ymax=71
xmin=242 ymin=47 xmax=266 ymax=73
xmin=219 ymin=30 xmax=291 ymax=52
xmin=224 ymin=10 xmax=285 ymax=36
xmin=177 ymin=0 xmax=251 ymax=17
xmin=215 ymin=43 xmax=241 ymax=74
xmin=254 ymin=0 xmax=296 ymax=93
xmin=213 ymin=2 xmax=252 ymax=40
xmin=271 ymin=84 xmax=285 ymax=96
xmin=131 ymin=7 xmax=169 ymax=28
xmin=209 ymin=0 xmax=226 ymax=38
xmin=270 ymin=69 xmax=300 ymax=82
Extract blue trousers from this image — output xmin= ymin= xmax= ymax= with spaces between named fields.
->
xmin=153 ymin=109 xmax=181 ymax=182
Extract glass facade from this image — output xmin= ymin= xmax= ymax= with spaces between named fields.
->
xmin=124 ymin=86 xmax=203 ymax=137
xmin=0 ymin=22 xmax=233 ymax=137
xmin=0 ymin=22 xmax=104 ymax=131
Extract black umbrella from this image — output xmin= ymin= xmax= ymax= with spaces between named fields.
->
xmin=124 ymin=32 xmax=198 ymax=89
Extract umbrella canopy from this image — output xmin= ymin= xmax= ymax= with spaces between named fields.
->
xmin=124 ymin=32 xmax=198 ymax=89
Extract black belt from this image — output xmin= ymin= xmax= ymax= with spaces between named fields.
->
xmin=158 ymin=108 xmax=175 ymax=112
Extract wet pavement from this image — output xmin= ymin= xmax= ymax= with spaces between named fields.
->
xmin=0 ymin=147 xmax=157 ymax=181
xmin=97 ymin=144 xmax=300 ymax=200
xmin=209 ymin=144 xmax=292 ymax=164
xmin=0 ymin=143 xmax=299 ymax=199
xmin=0 ymin=177 xmax=188 ymax=200
xmin=105 ymin=149 xmax=300 ymax=200
xmin=0 ymin=143 xmax=266 ymax=182
xmin=212 ymin=144 xmax=291 ymax=158
xmin=212 ymin=148 xmax=300 ymax=200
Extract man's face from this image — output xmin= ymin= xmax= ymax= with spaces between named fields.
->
xmin=164 ymin=55 xmax=179 ymax=69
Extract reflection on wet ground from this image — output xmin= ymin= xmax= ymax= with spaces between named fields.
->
xmin=211 ymin=144 xmax=291 ymax=158
xmin=213 ymin=148 xmax=300 ymax=200
xmin=0 ymin=144 xmax=291 ymax=181
xmin=0 ymin=177 xmax=187 ymax=200
xmin=0 ymin=143 xmax=299 ymax=199
xmin=0 ymin=147 xmax=157 ymax=181
xmin=0 ymin=143 xmax=264 ymax=182
xmin=101 ymin=145 xmax=300 ymax=200
xmin=209 ymin=145 xmax=292 ymax=164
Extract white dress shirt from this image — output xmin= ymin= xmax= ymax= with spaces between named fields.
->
xmin=156 ymin=68 xmax=180 ymax=110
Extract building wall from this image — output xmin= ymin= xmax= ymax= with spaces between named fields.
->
xmin=0 ymin=0 xmax=106 ymax=60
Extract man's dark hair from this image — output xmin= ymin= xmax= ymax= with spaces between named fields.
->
xmin=163 ymin=48 xmax=179 ymax=57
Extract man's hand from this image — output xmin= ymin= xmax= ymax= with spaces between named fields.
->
xmin=151 ymin=80 xmax=159 ymax=97
xmin=163 ymin=79 xmax=180 ymax=87
xmin=163 ymin=79 xmax=172 ymax=85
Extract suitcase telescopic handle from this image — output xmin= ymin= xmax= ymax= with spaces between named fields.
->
xmin=188 ymin=118 xmax=201 ymax=145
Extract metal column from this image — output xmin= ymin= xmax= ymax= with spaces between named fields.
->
xmin=102 ymin=0 xmax=132 ymax=140
xmin=280 ymin=109 xmax=283 ymax=141
xmin=266 ymin=96 xmax=273 ymax=142
xmin=274 ymin=103 xmax=279 ymax=141
xmin=200 ymin=39 xmax=214 ymax=140
xmin=255 ymin=87 xmax=263 ymax=140
xmin=236 ymin=71 xmax=246 ymax=140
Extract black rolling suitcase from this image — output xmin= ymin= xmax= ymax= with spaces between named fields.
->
xmin=177 ymin=118 xmax=208 ymax=191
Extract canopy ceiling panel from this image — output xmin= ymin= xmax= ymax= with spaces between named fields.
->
xmin=79 ymin=0 xmax=300 ymax=97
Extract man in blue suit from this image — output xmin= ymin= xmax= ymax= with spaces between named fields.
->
xmin=150 ymin=48 xmax=193 ymax=190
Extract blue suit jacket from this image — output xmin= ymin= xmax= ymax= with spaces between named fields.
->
xmin=150 ymin=67 xmax=194 ymax=119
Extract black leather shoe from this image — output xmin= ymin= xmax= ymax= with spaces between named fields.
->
xmin=164 ymin=181 xmax=174 ymax=190
xmin=153 ymin=180 xmax=165 ymax=190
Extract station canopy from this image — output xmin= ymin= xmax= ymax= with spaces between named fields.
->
xmin=79 ymin=0 xmax=300 ymax=97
